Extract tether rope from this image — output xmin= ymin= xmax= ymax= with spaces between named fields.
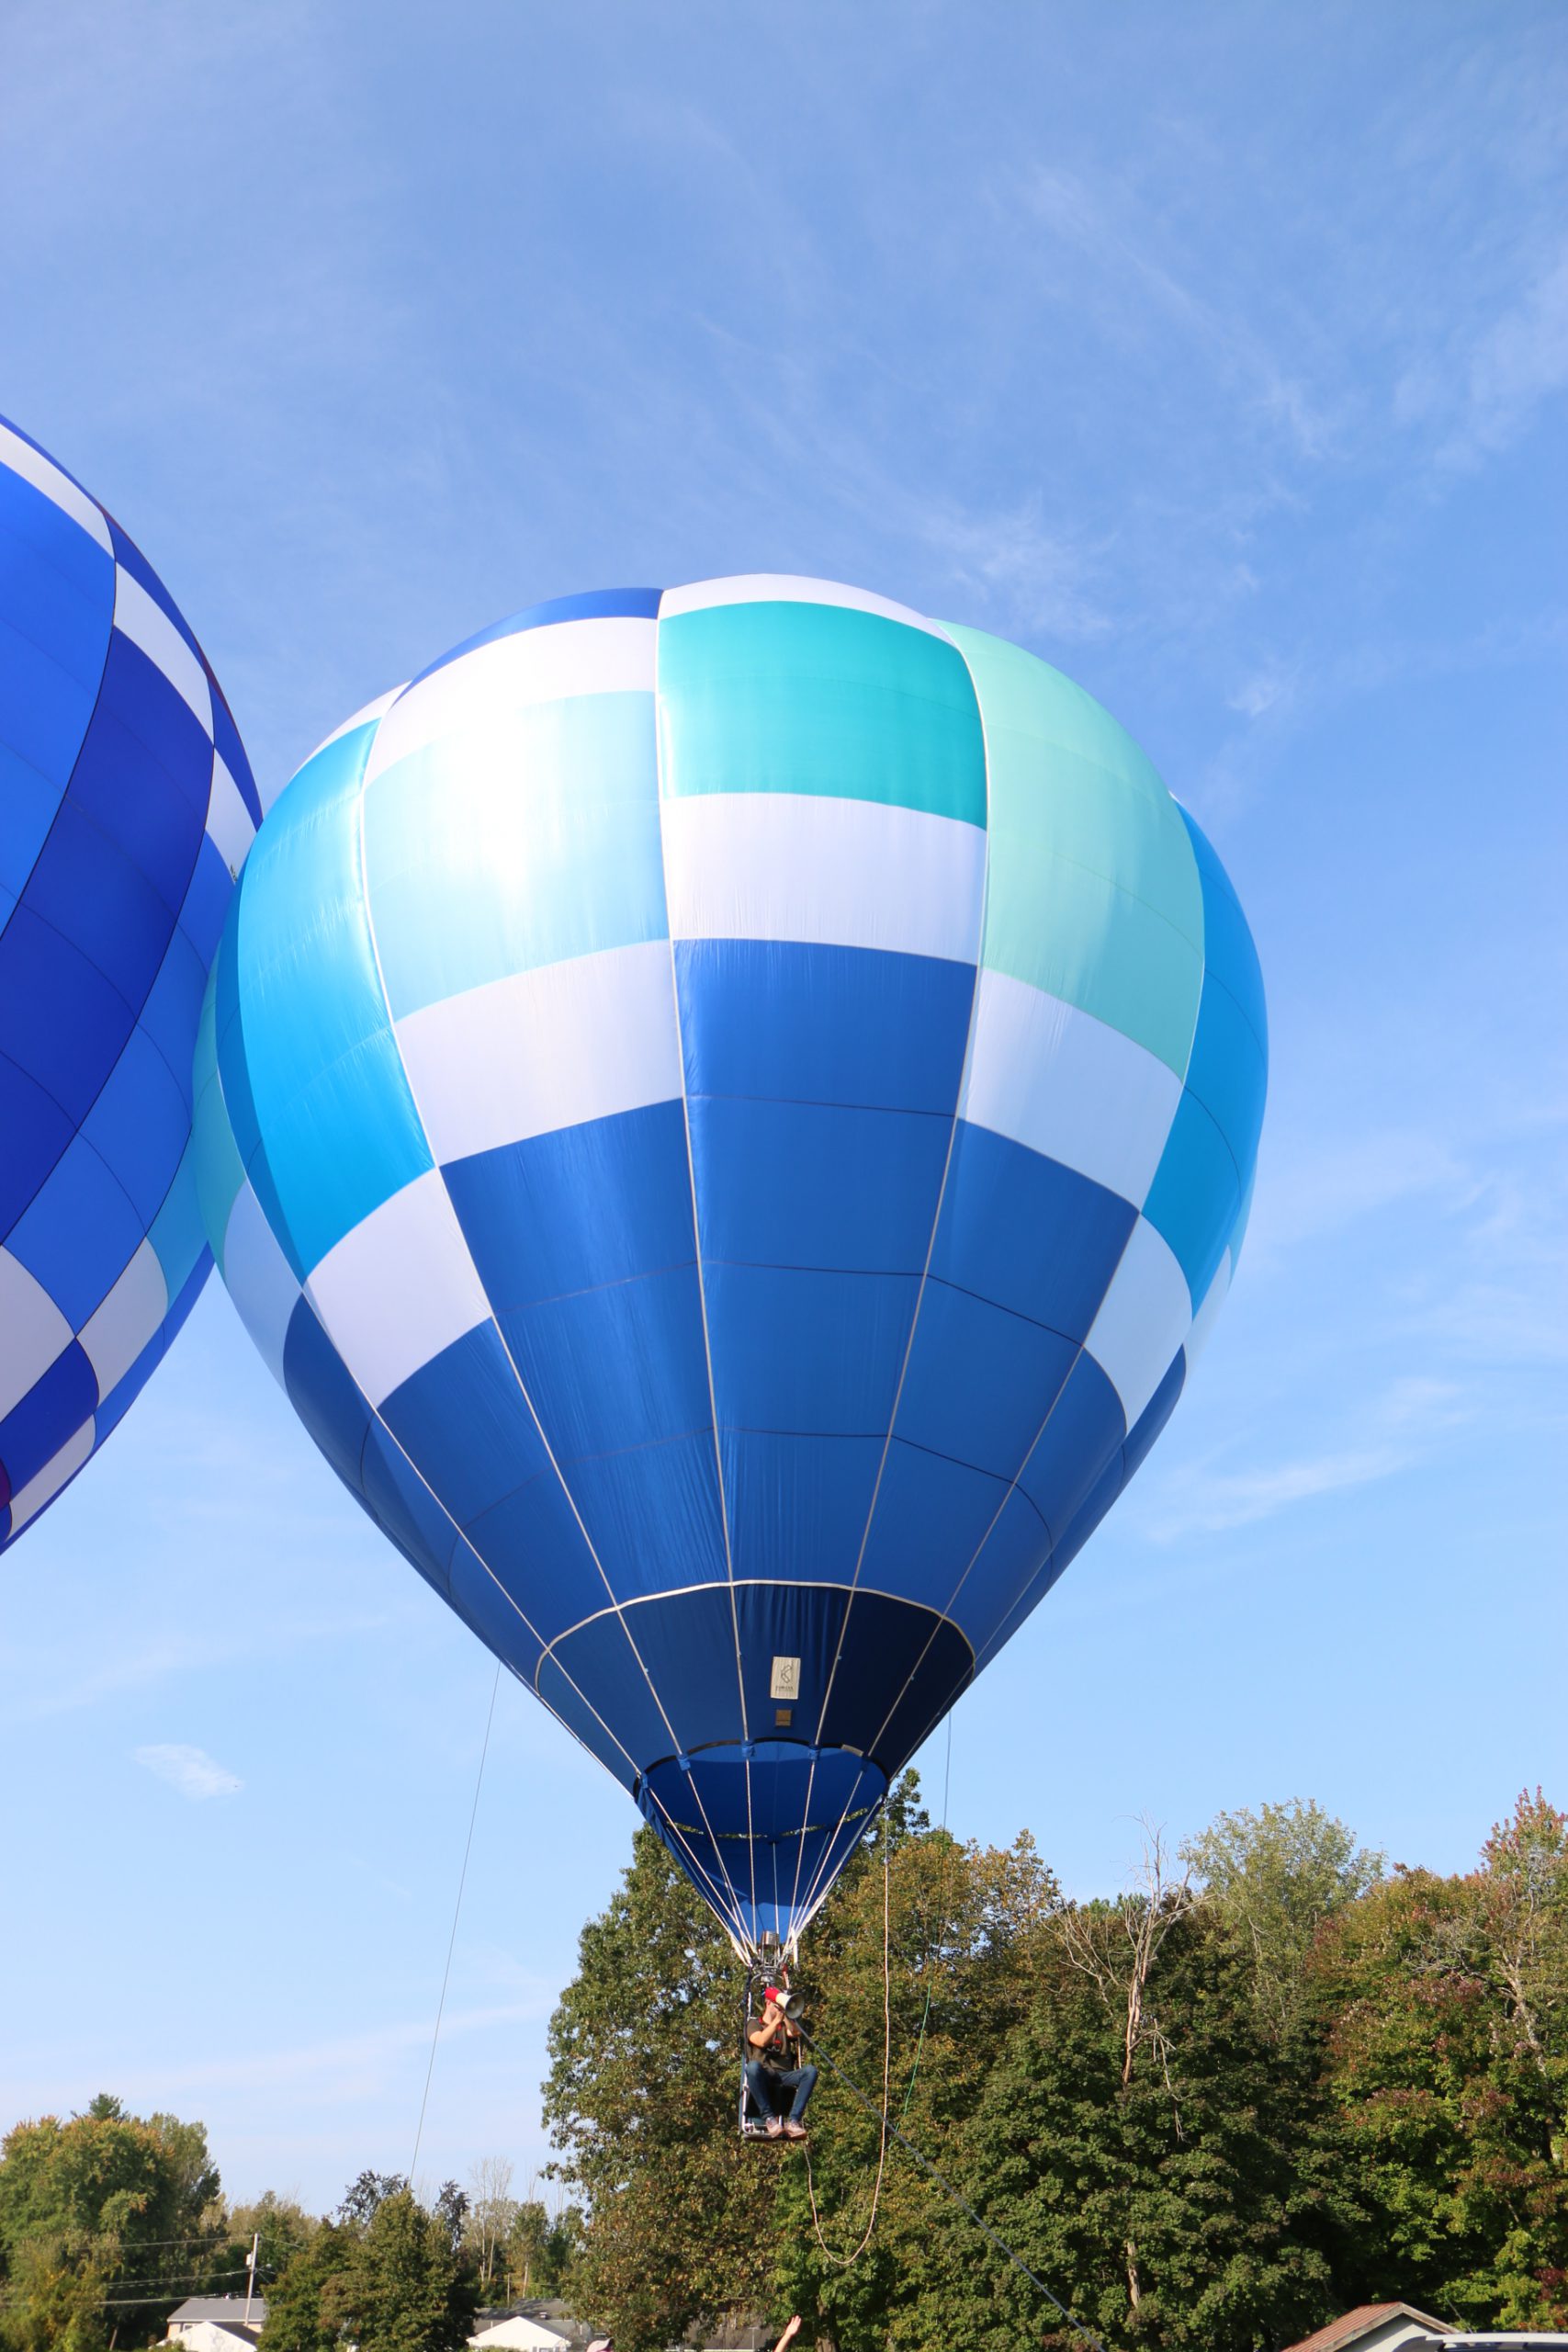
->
xmin=793 ymin=2007 xmax=1107 ymax=2350
xmin=804 ymin=1826 xmax=892 ymax=2267
xmin=410 ymin=1659 xmax=501 ymax=2181
xmin=898 ymin=1713 xmax=953 ymax=2124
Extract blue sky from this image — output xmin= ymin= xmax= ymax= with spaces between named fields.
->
xmin=1 ymin=0 xmax=1563 ymax=2219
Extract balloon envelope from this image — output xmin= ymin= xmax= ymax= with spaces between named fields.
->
xmin=0 ymin=416 xmax=259 ymax=1550
xmin=197 ymin=578 xmax=1264 ymax=1951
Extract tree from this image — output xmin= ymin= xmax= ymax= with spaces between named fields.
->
xmin=256 ymin=2223 xmax=355 ymax=2352
xmin=772 ymin=1812 xmax=1057 ymax=2352
xmin=501 ymin=2193 xmax=578 ymax=2302
xmin=542 ymin=1826 xmax=776 ymax=2352
xmin=1478 ymin=1788 xmax=1568 ymax=2069
xmin=323 ymin=2190 xmax=475 ymax=2352
xmin=262 ymin=2185 xmax=474 ymax=2352
xmin=914 ymin=1900 xmax=1348 ymax=2352
xmin=0 ymin=2100 xmax=224 ymax=2352
xmin=335 ymin=2176 xmax=405 ymax=2231
xmin=464 ymin=2162 xmax=514 ymax=2296
xmin=1181 ymin=1800 xmax=1383 ymax=2037
xmin=224 ymin=2195 xmax=316 ymax=2294
xmin=1060 ymin=1821 xmax=1196 ymax=2096
xmin=1316 ymin=1808 xmax=1568 ymax=2332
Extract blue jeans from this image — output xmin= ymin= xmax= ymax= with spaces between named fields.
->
xmin=746 ymin=2058 xmax=817 ymax=2123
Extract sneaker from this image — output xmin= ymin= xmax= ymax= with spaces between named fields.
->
xmin=765 ymin=2115 xmax=784 ymax=2138
xmin=783 ymin=2120 xmax=808 ymax=2140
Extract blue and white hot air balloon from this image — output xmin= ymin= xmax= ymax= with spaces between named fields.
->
xmin=0 ymin=416 xmax=259 ymax=1551
xmin=195 ymin=578 xmax=1264 ymax=1953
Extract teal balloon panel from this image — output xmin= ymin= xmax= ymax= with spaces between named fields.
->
xmin=0 ymin=416 xmax=259 ymax=1550
xmin=196 ymin=578 xmax=1264 ymax=1953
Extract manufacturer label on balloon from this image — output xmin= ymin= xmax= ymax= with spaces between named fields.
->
xmin=769 ymin=1656 xmax=801 ymax=1702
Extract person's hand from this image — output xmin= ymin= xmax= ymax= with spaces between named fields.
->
xmin=773 ymin=2317 xmax=802 ymax=2352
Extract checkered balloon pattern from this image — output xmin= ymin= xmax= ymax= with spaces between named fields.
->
xmin=197 ymin=578 xmax=1265 ymax=1952
xmin=0 ymin=416 xmax=260 ymax=1551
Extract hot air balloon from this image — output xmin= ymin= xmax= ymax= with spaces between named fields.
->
xmin=195 ymin=577 xmax=1264 ymax=1956
xmin=0 ymin=416 xmax=259 ymax=1551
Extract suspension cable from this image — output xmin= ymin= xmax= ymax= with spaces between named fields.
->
xmin=804 ymin=1826 xmax=892 ymax=2267
xmin=793 ymin=2013 xmax=1107 ymax=2351
xmin=411 ymin=1659 xmax=501 ymax=2181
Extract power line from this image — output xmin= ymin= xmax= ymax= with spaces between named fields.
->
xmin=51 ymin=2237 xmax=239 ymax=2250
xmin=0 ymin=2272 xmax=253 ymax=2312
xmin=12 ymin=2268 xmax=252 ymax=2289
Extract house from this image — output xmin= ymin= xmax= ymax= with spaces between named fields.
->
xmin=165 ymin=2297 xmax=267 ymax=2352
xmin=469 ymin=2305 xmax=766 ymax=2352
xmin=468 ymin=2302 xmax=598 ymax=2352
xmin=1280 ymin=2307 xmax=1568 ymax=2351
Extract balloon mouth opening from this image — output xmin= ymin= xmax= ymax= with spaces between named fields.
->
xmin=638 ymin=1738 xmax=886 ymax=1838
xmin=637 ymin=1740 xmax=888 ymax=1946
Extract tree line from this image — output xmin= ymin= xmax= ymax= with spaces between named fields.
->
xmin=0 ymin=2120 xmax=576 ymax=2352
xmin=542 ymin=1786 xmax=1567 ymax=2352
xmin=4 ymin=1787 xmax=1562 ymax=2352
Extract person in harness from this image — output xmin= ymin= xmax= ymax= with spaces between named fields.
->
xmin=745 ymin=1984 xmax=818 ymax=2140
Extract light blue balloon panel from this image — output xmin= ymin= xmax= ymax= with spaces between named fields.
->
xmin=0 ymin=416 xmax=260 ymax=1549
xmin=196 ymin=577 xmax=1264 ymax=1953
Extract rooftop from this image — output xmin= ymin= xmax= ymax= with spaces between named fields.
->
xmin=1282 ymin=2311 xmax=1449 ymax=2352
xmin=1280 ymin=2312 xmax=1568 ymax=2352
xmin=167 ymin=2301 xmax=267 ymax=2334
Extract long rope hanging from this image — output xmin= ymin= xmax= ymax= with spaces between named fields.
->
xmin=804 ymin=1722 xmax=952 ymax=2258
xmin=411 ymin=1659 xmax=502 ymax=2180
xmin=898 ymin=1712 xmax=953 ymax=2126
xmin=804 ymin=1824 xmax=893 ymax=2267
xmin=795 ymin=2018 xmax=1108 ymax=2352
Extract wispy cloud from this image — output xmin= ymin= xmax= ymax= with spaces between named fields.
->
xmin=919 ymin=498 xmax=1111 ymax=642
xmin=1146 ymin=1441 xmax=1409 ymax=1544
xmin=1024 ymin=164 xmax=1338 ymax=462
xmin=1225 ymin=661 xmax=1297 ymax=720
xmin=0 ymin=1998 xmax=557 ymax=2123
xmin=1245 ymin=1127 xmax=1480 ymax=1264
xmin=135 ymin=1744 xmax=243 ymax=1801
xmin=1403 ymin=1272 xmax=1568 ymax=1371
xmin=1140 ymin=1375 xmax=1472 ymax=1544
xmin=1429 ymin=243 xmax=1568 ymax=468
xmin=2 ymin=1609 xmax=401 ymax=1724
xmin=152 ymin=1999 xmax=553 ymax=2096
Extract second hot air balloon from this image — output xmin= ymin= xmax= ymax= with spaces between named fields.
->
xmin=194 ymin=576 xmax=1265 ymax=1954
xmin=0 ymin=415 xmax=259 ymax=1552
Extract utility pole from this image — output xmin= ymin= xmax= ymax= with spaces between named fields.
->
xmin=243 ymin=2233 xmax=260 ymax=2322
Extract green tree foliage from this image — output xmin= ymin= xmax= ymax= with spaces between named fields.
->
xmin=1180 ymin=1799 xmax=1384 ymax=2036
xmin=260 ymin=2183 xmax=474 ymax=2352
xmin=927 ymin=1905 xmax=1350 ymax=2352
xmin=256 ymin=2222 xmax=355 ymax=2352
xmin=542 ymin=1825 xmax=777 ymax=2349
xmin=501 ymin=2200 xmax=578 ymax=2302
xmin=462 ymin=2161 xmax=514 ymax=2298
xmin=545 ymin=1786 xmax=1568 ymax=2352
xmin=772 ymin=1812 xmax=1056 ymax=2352
xmin=7 ymin=1790 xmax=1561 ymax=2352
xmin=0 ymin=2099 xmax=224 ymax=2352
xmin=1317 ymin=1791 xmax=1568 ymax=2333
xmin=322 ymin=2190 xmax=475 ymax=2352
xmin=224 ymin=2195 xmax=316 ymax=2295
